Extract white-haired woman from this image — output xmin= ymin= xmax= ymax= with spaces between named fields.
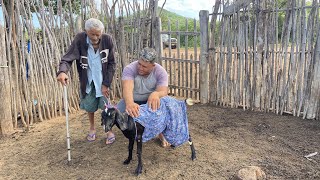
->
xmin=57 ymin=18 xmax=117 ymax=145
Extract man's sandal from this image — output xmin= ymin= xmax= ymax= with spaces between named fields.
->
xmin=160 ymin=139 xmax=171 ymax=148
xmin=105 ymin=135 xmax=115 ymax=145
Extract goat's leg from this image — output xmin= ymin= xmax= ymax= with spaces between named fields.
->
xmin=135 ymin=123 xmax=144 ymax=175
xmin=123 ymin=138 xmax=134 ymax=164
xmin=188 ymin=135 xmax=196 ymax=160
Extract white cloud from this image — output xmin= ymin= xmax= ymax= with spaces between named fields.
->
xmin=96 ymin=0 xmax=214 ymax=19
xmin=158 ymin=0 xmax=214 ymax=19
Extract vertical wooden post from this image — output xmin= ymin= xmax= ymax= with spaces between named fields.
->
xmin=155 ymin=17 xmax=163 ymax=64
xmin=209 ymin=0 xmax=221 ymax=103
xmin=75 ymin=16 xmax=83 ymax=33
xmin=254 ymin=0 xmax=268 ymax=110
xmin=119 ymin=16 xmax=127 ymax=68
xmin=0 ymin=26 xmax=14 ymax=136
xmin=199 ymin=10 xmax=209 ymax=104
xmin=150 ymin=0 xmax=159 ymax=48
xmin=306 ymin=26 xmax=320 ymax=119
xmin=67 ymin=0 xmax=75 ymax=36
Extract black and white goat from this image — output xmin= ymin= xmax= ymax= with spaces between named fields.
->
xmin=101 ymin=100 xmax=196 ymax=175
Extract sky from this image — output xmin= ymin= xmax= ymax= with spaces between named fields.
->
xmin=94 ymin=0 xmax=214 ymax=20
xmin=0 ymin=7 xmax=40 ymax=27
xmin=158 ymin=0 xmax=214 ymax=19
xmin=0 ymin=8 xmax=3 ymax=25
xmin=0 ymin=0 xmax=214 ymax=27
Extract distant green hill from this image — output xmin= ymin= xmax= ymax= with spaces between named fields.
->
xmin=158 ymin=8 xmax=200 ymax=47
xmin=159 ymin=8 xmax=199 ymax=32
xmin=122 ymin=7 xmax=201 ymax=47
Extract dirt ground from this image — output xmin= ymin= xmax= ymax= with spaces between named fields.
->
xmin=162 ymin=48 xmax=198 ymax=59
xmin=0 ymin=103 xmax=319 ymax=180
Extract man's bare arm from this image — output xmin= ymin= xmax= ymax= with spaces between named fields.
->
xmin=122 ymin=79 xmax=140 ymax=117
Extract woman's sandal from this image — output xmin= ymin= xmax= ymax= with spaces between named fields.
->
xmin=87 ymin=133 xmax=96 ymax=142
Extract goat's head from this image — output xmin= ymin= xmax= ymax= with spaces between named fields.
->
xmin=101 ymin=107 xmax=128 ymax=132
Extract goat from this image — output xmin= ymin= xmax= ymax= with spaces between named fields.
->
xmin=101 ymin=99 xmax=196 ymax=175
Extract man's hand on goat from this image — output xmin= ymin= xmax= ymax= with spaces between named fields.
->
xmin=148 ymin=92 xmax=161 ymax=111
xmin=126 ymin=102 xmax=140 ymax=118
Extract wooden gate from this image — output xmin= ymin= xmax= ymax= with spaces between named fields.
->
xmin=158 ymin=18 xmax=204 ymax=102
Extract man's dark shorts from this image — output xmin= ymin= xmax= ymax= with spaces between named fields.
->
xmin=80 ymin=83 xmax=107 ymax=113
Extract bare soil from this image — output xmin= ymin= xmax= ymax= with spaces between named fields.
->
xmin=0 ymin=104 xmax=319 ymax=179
xmin=163 ymin=48 xmax=198 ymax=59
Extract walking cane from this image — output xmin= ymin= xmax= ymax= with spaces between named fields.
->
xmin=63 ymin=85 xmax=71 ymax=164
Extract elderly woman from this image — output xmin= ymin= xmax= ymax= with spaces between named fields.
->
xmin=57 ymin=18 xmax=116 ymax=144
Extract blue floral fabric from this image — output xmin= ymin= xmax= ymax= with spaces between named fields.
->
xmin=133 ymin=96 xmax=189 ymax=147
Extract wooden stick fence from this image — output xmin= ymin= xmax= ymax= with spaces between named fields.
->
xmin=1 ymin=0 xmax=320 ymax=136
xmin=207 ymin=0 xmax=320 ymax=119
xmin=0 ymin=0 xmax=156 ymax=135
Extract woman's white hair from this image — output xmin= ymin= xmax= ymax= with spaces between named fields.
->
xmin=85 ymin=18 xmax=104 ymax=32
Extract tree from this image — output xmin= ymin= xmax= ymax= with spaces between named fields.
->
xmin=42 ymin=0 xmax=81 ymax=15
xmin=10 ymin=0 xmax=82 ymax=15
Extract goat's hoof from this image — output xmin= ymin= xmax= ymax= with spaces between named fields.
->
xmin=191 ymin=154 xmax=197 ymax=161
xmin=123 ymin=159 xmax=131 ymax=165
xmin=135 ymin=166 xmax=143 ymax=175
